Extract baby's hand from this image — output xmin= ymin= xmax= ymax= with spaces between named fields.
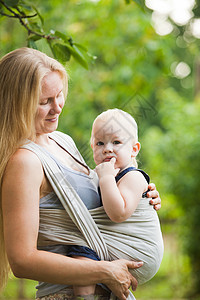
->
xmin=95 ymin=157 xmax=120 ymax=179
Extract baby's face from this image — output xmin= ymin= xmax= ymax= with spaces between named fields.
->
xmin=91 ymin=119 xmax=135 ymax=170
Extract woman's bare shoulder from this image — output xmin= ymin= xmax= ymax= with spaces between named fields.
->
xmin=3 ymin=148 xmax=43 ymax=184
xmin=8 ymin=148 xmax=41 ymax=166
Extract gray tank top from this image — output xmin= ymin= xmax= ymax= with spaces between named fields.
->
xmin=39 ymin=150 xmax=101 ymax=210
xmin=36 ymin=148 xmax=101 ymax=298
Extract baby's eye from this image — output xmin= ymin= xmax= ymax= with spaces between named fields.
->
xmin=113 ymin=140 xmax=121 ymax=145
xmin=96 ymin=141 xmax=104 ymax=146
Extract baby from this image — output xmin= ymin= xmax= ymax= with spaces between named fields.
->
xmin=69 ymin=108 xmax=164 ymax=297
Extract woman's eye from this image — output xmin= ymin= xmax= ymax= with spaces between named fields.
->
xmin=113 ymin=140 xmax=121 ymax=145
xmin=57 ymin=91 xmax=63 ymax=98
xmin=97 ymin=141 xmax=104 ymax=146
xmin=40 ymin=100 xmax=48 ymax=105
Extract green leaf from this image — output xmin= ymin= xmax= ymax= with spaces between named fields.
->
xmin=28 ymin=21 xmax=44 ymax=33
xmin=54 ymin=30 xmax=70 ymax=43
xmin=18 ymin=3 xmax=32 ymax=11
xmin=4 ymin=0 xmax=18 ymax=7
xmin=132 ymin=0 xmax=145 ymax=8
xmin=31 ymin=4 xmax=44 ymax=25
xmin=54 ymin=31 xmax=90 ymax=68
xmin=27 ymin=34 xmax=42 ymax=41
xmin=70 ymin=44 xmax=88 ymax=69
xmin=125 ymin=0 xmax=145 ymax=8
xmin=52 ymin=39 xmax=88 ymax=69
xmin=86 ymin=51 xmax=97 ymax=61
xmin=4 ymin=0 xmax=19 ymax=7
xmin=73 ymin=42 xmax=88 ymax=52
xmin=52 ymin=43 xmax=71 ymax=63
xmin=73 ymin=43 xmax=97 ymax=63
xmin=27 ymin=38 xmax=38 ymax=49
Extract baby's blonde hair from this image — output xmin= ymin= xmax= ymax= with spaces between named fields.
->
xmin=91 ymin=108 xmax=139 ymax=167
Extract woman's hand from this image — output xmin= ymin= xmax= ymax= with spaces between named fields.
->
xmin=103 ymin=259 xmax=143 ymax=300
xmin=147 ymin=183 xmax=161 ymax=211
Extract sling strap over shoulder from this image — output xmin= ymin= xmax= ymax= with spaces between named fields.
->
xmin=22 ymin=131 xmax=110 ymax=261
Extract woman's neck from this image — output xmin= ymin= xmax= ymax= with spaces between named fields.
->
xmin=34 ymin=133 xmax=52 ymax=147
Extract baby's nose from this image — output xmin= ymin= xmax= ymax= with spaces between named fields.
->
xmin=103 ymin=143 xmax=113 ymax=153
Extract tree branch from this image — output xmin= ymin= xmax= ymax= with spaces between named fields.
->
xmin=0 ymin=0 xmax=53 ymax=39
xmin=0 ymin=12 xmax=37 ymax=18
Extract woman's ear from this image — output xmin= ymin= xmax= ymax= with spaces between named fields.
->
xmin=132 ymin=142 xmax=141 ymax=157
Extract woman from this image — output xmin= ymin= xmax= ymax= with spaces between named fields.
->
xmin=0 ymin=48 xmax=161 ymax=300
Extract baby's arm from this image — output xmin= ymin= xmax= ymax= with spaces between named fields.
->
xmin=95 ymin=158 xmax=148 ymax=223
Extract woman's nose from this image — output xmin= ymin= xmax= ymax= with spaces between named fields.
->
xmin=50 ymin=99 xmax=62 ymax=114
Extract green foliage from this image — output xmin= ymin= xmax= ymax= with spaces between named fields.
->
xmin=0 ymin=0 xmax=144 ymax=68
xmin=0 ymin=0 xmax=93 ymax=68
xmin=0 ymin=276 xmax=36 ymax=299
xmin=0 ymin=0 xmax=200 ymax=298
xmin=124 ymin=0 xmax=145 ymax=8
xmin=141 ymin=90 xmax=200 ymax=296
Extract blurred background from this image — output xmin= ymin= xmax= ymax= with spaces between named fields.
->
xmin=0 ymin=0 xmax=200 ymax=299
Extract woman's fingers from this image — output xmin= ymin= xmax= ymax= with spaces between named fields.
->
xmin=148 ymin=189 xmax=160 ymax=199
xmin=148 ymin=182 xmax=156 ymax=190
xmin=148 ymin=182 xmax=161 ymax=211
xmin=149 ymin=195 xmax=161 ymax=211
xmin=124 ymin=260 xmax=143 ymax=291
xmin=104 ymin=259 xmax=142 ymax=300
xmin=124 ymin=289 xmax=130 ymax=299
xmin=148 ymin=183 xmax=158 ymax=198
xmin=151 ymin=203 xmax=161 ymax=211
xmin=126 ymin=260 xmax=143 ymax=269
xmin=130 ymin=273 xmax=138 ymax=291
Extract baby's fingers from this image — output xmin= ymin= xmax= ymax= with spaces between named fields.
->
xmin=110 ymin=157 xmax=116 ymax=165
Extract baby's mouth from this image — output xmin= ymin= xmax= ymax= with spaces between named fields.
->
xmin=103 ymin=156 xmax=115 ymax=162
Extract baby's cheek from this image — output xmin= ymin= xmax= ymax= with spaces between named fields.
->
xmin=93 ymin=152 xmax=100 ymax=165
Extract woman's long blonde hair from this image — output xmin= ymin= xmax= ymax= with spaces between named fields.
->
xmin=0 ymin=47 xmax=68 ymax=290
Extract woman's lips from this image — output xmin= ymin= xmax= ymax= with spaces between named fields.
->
xmin=46 ymin=116 xmax=58 ymax=122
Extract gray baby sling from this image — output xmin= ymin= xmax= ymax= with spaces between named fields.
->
xmin=22 ymin=131 xmax=164 ymax=300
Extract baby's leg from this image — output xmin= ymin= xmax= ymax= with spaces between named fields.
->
xmin=72 ymin=256 xmax=96 ymax=296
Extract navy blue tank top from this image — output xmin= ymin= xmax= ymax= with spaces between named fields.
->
xmin=115 ymin=167 xmax=150 ymax=198
xmin=98 ymin=167 xmax=150 ymax=205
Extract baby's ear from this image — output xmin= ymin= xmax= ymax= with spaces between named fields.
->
xmin=132 ymin=142 xmax=141 ymax=157
xmin=90 ymin=140 xmax=94 ymax=149
xmin=90 ymin=136 xmax=94 ymax=149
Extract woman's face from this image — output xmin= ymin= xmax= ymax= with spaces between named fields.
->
xmin=35 ymin=71 xmax=65 ymax=135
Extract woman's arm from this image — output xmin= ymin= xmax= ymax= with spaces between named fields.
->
xmin=2 ymin=149 xmax=142 ymax=300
